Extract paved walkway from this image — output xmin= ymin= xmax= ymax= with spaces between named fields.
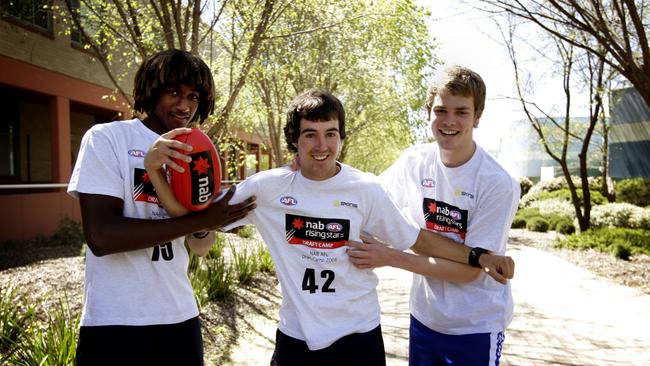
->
xmin=229 ymin=241 xmax=650 ymax=365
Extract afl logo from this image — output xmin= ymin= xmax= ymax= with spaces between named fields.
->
xmin=450 ymin=210 xmax=461 ymax=220
xmin=128 ymin=149 xmax=146 ymax=158
xmin=421 ymin=179 xmax=435 ymax=188
xmin=326 ymin=222 xmax=343 ymax=232
xmin=280 ymin=196 xmax=297 ymax=206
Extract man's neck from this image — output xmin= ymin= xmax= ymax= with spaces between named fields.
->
xmin=439 ymin=142 xmax=476 ymax=168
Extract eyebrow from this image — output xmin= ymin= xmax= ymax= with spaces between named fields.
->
xmin=300 ymin=127 xmax=340 ymax=134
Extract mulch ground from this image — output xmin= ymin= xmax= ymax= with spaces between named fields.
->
xmin=1 ymin=229 xmax=648 ymax=364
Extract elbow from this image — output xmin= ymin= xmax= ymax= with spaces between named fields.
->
xmin=83 ymin=230 xmax=112 ymax=257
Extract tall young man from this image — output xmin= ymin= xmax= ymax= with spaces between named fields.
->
xmin=348 ymin=66 xmax=520 ymax=365
xmin=147 ymin=88 xmax=514 ymax=366
xmin=67 ymin=49 xmax=256 ymax=365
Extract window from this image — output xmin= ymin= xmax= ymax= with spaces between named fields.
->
xmin=5 ymin=0 xmax=53 ymax=34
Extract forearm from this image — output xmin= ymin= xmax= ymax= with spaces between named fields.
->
xmin=147 ymin=166 xmax=190 ymax=217
xmin=389 ymin=249 xmax=481 ymax=283
xmin=186 ymin=231 xmax=215 ymax=257
xmin=81 ymin=203 xmax=216 ymax=256
xmin=411 ymin=229 xmax=472 ymax=265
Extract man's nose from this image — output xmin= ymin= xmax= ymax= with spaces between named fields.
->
xmin=316 ymin=134 xmax=328 ymax=148
xmin=176 ymin=96 xmax=191 ymax=111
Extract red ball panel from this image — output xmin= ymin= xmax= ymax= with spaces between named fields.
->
xmin=168 ymin=128 xmax=222 ymax=211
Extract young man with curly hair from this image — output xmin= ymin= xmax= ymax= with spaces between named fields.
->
xmin=68 ymin=49 xmax=255 ymax=365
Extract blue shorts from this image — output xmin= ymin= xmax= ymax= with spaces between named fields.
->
xmin=409 ymin=315 xmax=504 ymax=366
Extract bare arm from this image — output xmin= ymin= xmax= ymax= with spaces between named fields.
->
xmin=79 ymin=187 xmax=254 ymax=257
xmin=411 ymin=229 xmax=514 ymax=284
xmin=347 ymin=239 xmax=480 ymax=283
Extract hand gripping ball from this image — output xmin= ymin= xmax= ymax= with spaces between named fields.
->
xmin=168 ymin=128 xmax=222 ymax=211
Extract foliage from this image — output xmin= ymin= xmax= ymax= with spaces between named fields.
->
xmin=230 ymin=242 xmax=259 ymax=286
xmin=245 ymin=0 xmax=436 ymax=171
xmin=0 ymin=287 xmax=34 ymax=357
xmin=529 ymin=198 xmax=575 ymax=220
xmin=556 ymin=228 xmax=650 ymax=259
xmin=188 ymin=234 xmax=235 ymax=307
xmin=256 ymin=244 xmax=274 ymax=273
xmin=236 ymin=225 xmax=256 ymax=239
xmin=518 ymin=176 xmax=534 ymax=197
xmin=477 ymin=0 xmax=650 ymax=107
xmin=522 ymin=189 xmax=605 ymax=208
xmin=9 ymin=299 xmax=79 ymax=366
xmin=49 ymin=218 xmax=85 ymax=248
xmin=526 ymin=217 xmax=549 ymax=232
xmin=616 ymin=178 xmax=650 ymax=207
xmin=511 ymin=217 xmax=526 ymax=229
xmin=590 ymin=203 xmax=650 ymax=230
xmin=555 ymin=219 xmax=576 ymax=235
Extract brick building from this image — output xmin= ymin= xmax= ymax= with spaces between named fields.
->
xmin=0 ymin=2 xmax=272 ymax=243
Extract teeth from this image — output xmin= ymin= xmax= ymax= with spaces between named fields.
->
xmin=313 ymin=155 xmax=328 ymax=161
xmin=440 ymin=130 xmax=458 ymax=135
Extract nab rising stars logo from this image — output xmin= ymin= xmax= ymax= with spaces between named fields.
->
xmin=280 ymin=196 xmax=298 ymax=206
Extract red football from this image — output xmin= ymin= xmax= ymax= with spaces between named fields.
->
xmin=168 ymin=128 xmax=222 ymax=211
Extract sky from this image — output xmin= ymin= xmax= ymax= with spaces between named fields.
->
xmin=419 ymin=1 xmax=587 ymax=153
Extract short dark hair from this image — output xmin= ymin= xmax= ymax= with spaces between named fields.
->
xmin=425 ymin=65 xmax=486 ymax=117
xmin=284 ymin=89 xmax=346 ymax=153
xmin=133 ymin=49 xmax=215 ymax=124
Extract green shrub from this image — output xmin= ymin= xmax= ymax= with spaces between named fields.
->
xmin=0 ymin=287 xmax=34 ymax=356
xmin=616 ymin=177 xmax=650 ymax=207
xmin=516 ymin=207 xmax=541 ymax=220
xmin=556 ymin=227 xmax=650 ymax=257
xmin=611 ymin=244 xmax=631 ymax=260
xmin=555 ymin=219 xmax=576 ymax=234
xmin=522 ymin=189 xmax=604 ymax=208
xmin=236 ymin=225 xmax=256 ymax=239
xmin=518 ymin=177 xmax=534 ymax=197
xmin=256 ymin=244 xmax=274 ymax=273
xmin=50 ymin=218 xmax=84 ymax=248
xmin=530 ymin=198 xmax=575 ymax=219
xmin=526 ymin=217 xmax=549 ymax=232
xmin=230 ymin=242 xmax=259 ymax=285
xmin=590 ymin=203 xmax=650 ymax=229
xmin=511 ymin=217 xmax=526 ymax=229
xmin=189 ymin=234 xmax=235 ymax=307
xmin=10 ymin=299 xmax=79 ymax=366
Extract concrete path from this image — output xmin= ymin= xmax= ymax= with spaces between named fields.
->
xmin=228 ymin=241 xmax=650 ymax=365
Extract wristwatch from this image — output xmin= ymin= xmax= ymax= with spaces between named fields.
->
xmin=468 ymin=247 xmax=489 ymax=268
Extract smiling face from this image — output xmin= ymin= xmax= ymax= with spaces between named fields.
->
xmin=296 ymin=118 xmax=341 ymax=181
xmin=429 ymin=91 xmax=480 ymax=167
xmin=145 ymin=84 xmax=200 ymax=134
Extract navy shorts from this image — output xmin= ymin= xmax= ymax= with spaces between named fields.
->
xmin=409 ymin=315 xmax=505 ymax=366
xmin=270 ymin=325 xmax=386 ymax=366
xmin=76 ymin=316 xmax=203 ymax=366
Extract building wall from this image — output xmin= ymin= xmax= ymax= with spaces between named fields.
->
xmin=0 ymin=4 xmax=131 ymax=243
xmin=609 ymin=87 xmax=650 ymax=178
xmin=0 ymin=11 xmax=134 ymax=93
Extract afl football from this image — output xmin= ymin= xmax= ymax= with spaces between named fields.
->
xmin=168 ymin=128 xmax=222 ymax=211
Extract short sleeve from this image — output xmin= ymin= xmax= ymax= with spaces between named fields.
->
xmin=68 ymin=126 xmax=124 ymax=200
xmin=362 ymin=182 xmax=420 ymax=251
xmin=220 ymin=177 xmax=259 ymax=231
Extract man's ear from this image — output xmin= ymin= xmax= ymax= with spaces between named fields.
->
xmin=473 ymin=112 xmax=482 ymax=128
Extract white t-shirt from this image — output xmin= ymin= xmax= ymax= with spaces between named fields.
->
xmin=380 ymin=143 xmax=520 ymax=335
xmin=225 ymin=165 xmax=420 ymax=350
xmin=68 ymin=118 xmax=198 ymax=326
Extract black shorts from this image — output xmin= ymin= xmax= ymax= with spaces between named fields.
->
xmin=270 ymin=325 xmax=386 ymax=366
xmin=76 ymin=316 xmax=203 ymax=366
